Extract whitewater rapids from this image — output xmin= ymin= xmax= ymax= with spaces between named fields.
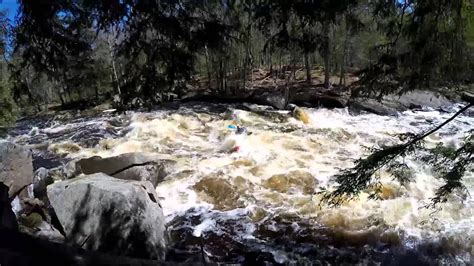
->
xmin=6 ymin=102 xmax=474 ymax=264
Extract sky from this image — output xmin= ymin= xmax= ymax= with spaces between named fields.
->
xmin=0 ymin=0 xmax=19 ymax=23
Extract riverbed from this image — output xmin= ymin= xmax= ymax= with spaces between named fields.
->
xmin=6 ymin=102 xmax=474 ymax=264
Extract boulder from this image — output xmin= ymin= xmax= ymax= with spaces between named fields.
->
xmin=193 ymin=176 xmax=242 ymax=211
xmin=75 ymin=153 xmax=176 ymax=186
xmin=0 ymin=183 xmax=18 ymax=230
xmin=289 ymin=86 xmax=350 ymax=108
xmin=47 ymin=173 xmax=167 ymax=259
xmin=349 ymin=89 xmax=454 ymax=116
xmin=348 ymin=98 xmax=401 ymax=116
xmin=386 ymin=90 xmax=453 ymax=110
xmin=17 ymin=198 xmax=64 ymax=243
xmin=251 ymin=88 xmax=288 ymax=109
xmin=263 ymin=171 xmax=318 ymax=194
xmin=0 ymin=141 xmax=34 ymax=198
xmin=32 ymin=167 xmax=55 ymax=203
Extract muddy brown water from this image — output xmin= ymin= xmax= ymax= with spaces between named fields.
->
xmin=5 ymin=102 xmax=473 ymax=264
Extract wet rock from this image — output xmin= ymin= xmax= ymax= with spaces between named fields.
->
xmin=0 ymin=141 xmax=34 ymax=199
xmin=249 ymin=207 xmax=268 ymax=222
xmin=17 ymin=198 xmax=64 ymax=243
xmin=48 ymin=142 xmax=82 ymax=155
xmin=385 ymin=90 xmax=453 ymax=110
xmin=252 ymin=88 xmax=288 ymax=109
xmin=349 ymin=90 xmax=454 ymax=116
xmin=75 ymin=153 xmax=176 ymax=186
xmin=348 ymin=98 xmax=401 ymax=116
xmin=263 ymin=171 xmax=318 ymax=194
xmin=32 ymin=167 xmax=55 ymax=203
xmin=289 ymin=86 xmax=350 ymax=108
xmin=163 ymin=169 xmax=195 ymax=181
xmin=193 ymin=176 xmax=242 ymax=211
xmin=231 ymin=159 xmax=255 ymax=167
xmin=47 ymin=173 xmax=167 ymax=259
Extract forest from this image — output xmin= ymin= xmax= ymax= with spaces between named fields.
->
xmin=0 ymin=0 xmax=471 ymax=118
xmin=0 ymin=0 xmax=473 ymax=264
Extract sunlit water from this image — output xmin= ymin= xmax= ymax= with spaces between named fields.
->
xmin=6 ymin=102 xmax=474 ymax=264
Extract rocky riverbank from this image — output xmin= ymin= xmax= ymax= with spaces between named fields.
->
xmin=0 ymin=142 xmax=171 ymax=263
xmin=182 ymin=85 xmax=470 ymax=116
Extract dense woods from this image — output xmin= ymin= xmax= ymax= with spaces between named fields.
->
xmin=0 ymin=0 xmax=472 ymax=117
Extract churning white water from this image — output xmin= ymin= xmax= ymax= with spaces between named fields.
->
xmin=7 ymin=102 xmax=474 ymax=264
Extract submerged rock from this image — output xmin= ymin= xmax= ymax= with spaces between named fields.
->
xmin=0 ymin=141 xmax=34 ymax=199
xmin=48 ymin=142 xmax=82 ymax=155
xmin=47 ymin=173 xmax=167 ymax=259
xmin=75 ymin=152 xmax=176 ymax=186
xmin=263 ymin=171 xmax=318 ymax=194
xmin=193 ymin=176 xmax=242 ymax=211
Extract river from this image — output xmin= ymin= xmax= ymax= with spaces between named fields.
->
xmin=5 ymin=102 xmax=474 ymax=264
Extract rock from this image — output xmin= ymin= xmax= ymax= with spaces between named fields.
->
xmin=289 ymin=86 xmax=350 ymax=108
xmin=0 ymin=141 xmax=34 ymax=198
xmin=75 ymin=153 xmax=176 ymax=186
xmin=252 ymin=88 xmax=288 ymax=109
xmin=386 ymin=90 xmax=453 ymax=110
xmin=349 ymin=89 xmax=454 ymax=116
xmin=348 ymin=98 xmax=401 ymax=116
xmin=193 ymin=176 xmax=242 ymax=210
xmin=0 ymin=228 xmax=162 ymax=265
xmin=47 ymin=173 xmax=167 ymax=259
xmin=263 ymin=171 xmax=318 ymax=194
xmin=32 ymin=168 xmax=55 ymax=202
xmin=0 ymin=183 xmax=18 ymax=230
xmin=19 ymin=213 xmax=65 ymax=243
xmin=16 ymin=198 xmax=65 ymax=242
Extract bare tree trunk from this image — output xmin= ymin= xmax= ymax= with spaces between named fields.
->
xmin=204 ymin=46 xmax=212 ymax=88
xmin=304 ymin=52 xmax=311 ymax=84
xmin=107 ymin=32 xmax=121 ymax=95
xmin=340 ymin=16 xmax=349 ymax=87
xmin=94 ymin=85 xmax=99 ymax=101
xmin=25 ymin=67 xmax=42 ymax=112
xmin=323 ymin=21 xmax=331 ymax=89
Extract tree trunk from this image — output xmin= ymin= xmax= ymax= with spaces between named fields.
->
xmin=340 ymin=16 xmax=349 ymax=86
xmin=304 ymin=52 xmax=311 ymax=84
xmin=107 ymin=32 xmax=121 ymax=95
xmin=323 ymin=21 xmax=331 ymax=89
xmin=204 ymin=46 xmax=212 ymax=88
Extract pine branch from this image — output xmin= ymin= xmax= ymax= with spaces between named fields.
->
xmin=323 ymin=103 xmax=473 ymax=206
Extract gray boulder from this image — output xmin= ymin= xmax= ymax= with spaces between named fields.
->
xmin=289 ymin=86 xmax=350 ymax=108
xmin=32 ymin=167 xmax=55 ymax=203
xmin=75 ymin=153 xmax=176 ymax=186
xmin=251 ymin=88 xmax=289 ymax=109
xmin=47 ymin=173 xmax=167 ymax=259
xmin=0 ymin=141 xmax=34 ymax=198
xmin=348 ymin=98 xmax=402 ymax=116
xmin=349 ymin=89 xmax=454 ymax=116
xmin=387 ymin=90 xmax=452 ymax=109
